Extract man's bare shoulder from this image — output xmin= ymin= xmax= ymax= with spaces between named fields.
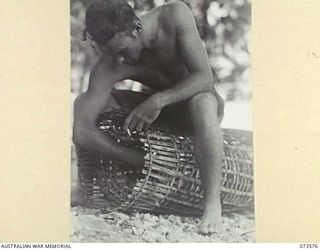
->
xmin=158 ymin=1 xmax=190 ymax=14
xmin=158 ymin=1 xmax=194 ymax=31
xmin=87 ymin=55 xmax=128 ymax=91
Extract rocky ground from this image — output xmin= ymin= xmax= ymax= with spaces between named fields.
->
xmin=70 ymin=207 xmax=255 ymax=243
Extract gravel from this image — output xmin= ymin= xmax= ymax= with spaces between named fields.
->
xmin=70 ymin=207 xmax=255 ymax=243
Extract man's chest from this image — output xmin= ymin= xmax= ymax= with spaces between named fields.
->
xmin=132 ymin=42 xmax=188 ymax=87
xmin=130 ymin=56 xmax=187 ymax=89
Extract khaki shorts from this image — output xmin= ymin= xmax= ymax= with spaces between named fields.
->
xmin=111 ymin=88 xmax=224 ymax=134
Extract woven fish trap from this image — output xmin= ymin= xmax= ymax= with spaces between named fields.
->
xmin=76 ymin=109 xmax=254 ymax=216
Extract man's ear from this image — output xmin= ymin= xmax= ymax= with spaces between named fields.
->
xmin=132 ymin=21 xmax=142 ymax=38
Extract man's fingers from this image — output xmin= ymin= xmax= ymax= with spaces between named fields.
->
xmin=128 ymin=116 xmax=139 ymax=132
xmin=123 ymin=112 xmax=151 ymax=134
xmin=123 ymin=113 xmax=138 ymax=132
xmin=135 ymin=120 xmax=145 ymax=132
xmin=144 ymin=122 xmax=150 ymax=131
xmin=123 ymin=114 xmax=132 ymax=131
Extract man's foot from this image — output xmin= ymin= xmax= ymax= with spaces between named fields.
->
xmin=199 ymin=208 xmax=223 ymax=235
xmin=71 ymin=185 xmax=86 ymax=207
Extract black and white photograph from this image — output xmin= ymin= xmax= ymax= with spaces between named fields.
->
xmin=70 ymin=0 xmax=254 ymax=243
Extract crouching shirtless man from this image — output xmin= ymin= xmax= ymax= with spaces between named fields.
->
xmin=72 ymin=0 xmax=225 ymax=235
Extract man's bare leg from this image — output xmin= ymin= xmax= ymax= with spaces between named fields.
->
xmin=71 ymin=94 xmax=144 ymax=207
xmin=188 ymin=92 xmax=223 ymax=235
xmin=71 ymin=179 xmax=86 ymax=207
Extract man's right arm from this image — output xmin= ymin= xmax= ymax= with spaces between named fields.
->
xmin=72 ymin=60 xmax=144 ymax=167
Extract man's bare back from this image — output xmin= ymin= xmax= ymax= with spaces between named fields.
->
xmin=73 ymin=0 xmax=224 ymax=235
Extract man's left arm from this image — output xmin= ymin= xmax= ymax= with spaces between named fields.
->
xmin=124 ymin=1 xmax=214 ymax=132
xmin=154 ymin=1 xmax=214 ymax=108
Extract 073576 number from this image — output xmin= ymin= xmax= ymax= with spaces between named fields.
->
xmin=300 ymin=244 xmax=319 ymax=248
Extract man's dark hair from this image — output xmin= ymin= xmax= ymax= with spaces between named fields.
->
xmin=82 ymin=0 xmax=139 ymax=45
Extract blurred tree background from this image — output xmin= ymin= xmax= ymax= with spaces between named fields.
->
xmin=70 ymin=0 xmax=251 ymax=101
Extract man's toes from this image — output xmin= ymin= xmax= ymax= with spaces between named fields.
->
xmin=199 ymin=222 xmax=209 ymax=235
xmin=208 ymin=223 xmax=221 ymax=234
xmin=208 ymin=224 xmax=215 ymax=234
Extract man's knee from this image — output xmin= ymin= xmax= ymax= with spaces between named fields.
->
xmin=188 ymin=92 xmax=225 ymax=123
xmin=188 ymin=92 xmax=219 ymax=115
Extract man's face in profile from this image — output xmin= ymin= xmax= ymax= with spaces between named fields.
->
xmin=98 ymin=32 xmax=143 ymax=65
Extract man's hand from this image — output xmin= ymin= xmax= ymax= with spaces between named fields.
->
xmin=123 ymin=96 xmax=162 ymax=133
